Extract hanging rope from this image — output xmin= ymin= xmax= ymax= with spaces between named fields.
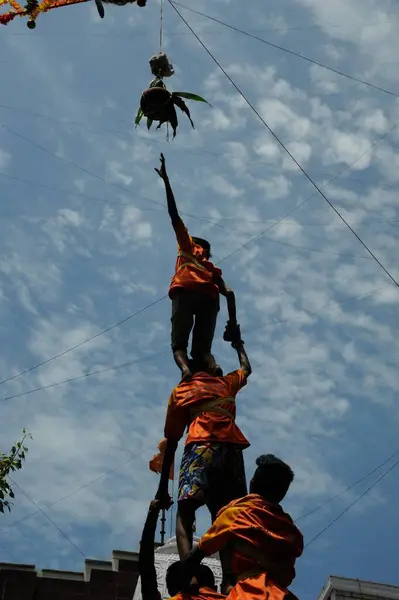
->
xmin=159 ymin=0 xmax=164 ymax=52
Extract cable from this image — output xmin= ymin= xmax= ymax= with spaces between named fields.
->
xmin=1 ymin=17 xmax=396 ymax=38
xmin=0 ymin=118 xmax=394 ymax=389
xmin=0 ymin=351 xmax=165 ymax=403
xmin=172 ymin=2 xmax=399 ymax=101
xmin=167 ymin=2 xmax=399 ymax=288
xmin=0 ymin=171 xmax=374 ymax=261
xmin=10 ymin=479 xmax=86 ymax=558
xmin=305 ymin=457 xmax=399 ymax=548
xmin=295 ymin=448 xmax=399 ymax=522
xmin=159 ymin=0 xmax=164 ymax=52
xmin=1 ymin=89 xmax=396 ymax=386
xmin=1 ymin=283 xmax=392 ymax=404
xmin=0 ymin=446 xmax=150 ymax=536
xmin=0 ymin=124 xmax=164 ymax=211
xmin=0 ymin=297 xmax=166 ymax=387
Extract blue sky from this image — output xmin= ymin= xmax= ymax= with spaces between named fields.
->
xmin=1 ymin=0 xmax=399 ymax=598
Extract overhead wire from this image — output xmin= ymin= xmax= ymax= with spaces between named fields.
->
xmin=0 ymin=283 xmax=393 ymax=404
xmin=0 ymin=172 xmax=377 ymax=262
xmin=0 ymin=297 xmax=166 ymax=387
xmin=0 ymin=446 xmax=150 ymax=536
xmin=171 ymin=2 xmax=399 ymax=101
xmin=295 ymin=447 xmax=399 ymax=522
xmin=10 ymin=479 xmax=86 ymax=558
xmin=0 ymin=118 xmax=396 ymax=389
xmin=0 ymin=352 xmax=165 ymax=403
xmin=167 ymin=1 xmax=399 ymax=288
xmin=304 ymin=456 xmax=399 ymax=548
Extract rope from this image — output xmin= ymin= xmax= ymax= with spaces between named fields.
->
xmin=167 ymin=0 xmax=399 ymax=289
xmin=159 ymin=0 xmax=164 ymax=52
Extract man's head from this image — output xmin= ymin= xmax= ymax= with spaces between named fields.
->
xmin=250 ymin=454 xmax=294 ymax=504
xmin=189 ymin=355 xmax=223 ymax=377
xmin=192 ymin=237 xmax=212 ymax=260
xmin=165 ymin=561 xmax=216 ymax=595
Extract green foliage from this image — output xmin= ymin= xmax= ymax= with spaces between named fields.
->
xmin=0 ymin=429 xmax=32 ymax=514
xmin=173 ymin=92 xmax=210 ymax=105
xmin=134 ymin=107 xmax=144 ymax=127
xmin=147 ymin=118 xmax=153 ymax=130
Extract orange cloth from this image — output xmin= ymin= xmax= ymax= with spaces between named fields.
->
xmin=198 ymin=494 xmax=303 ymax=600
xmin=169 ymin=218 xmax=222 ymax=301
xmin=149 ymin=438 xmax=174 ymax=480
xmin=169 ymin=589 xmax=225 ymax=600
xmin=164 ymin=370 xmax=249 ymax=447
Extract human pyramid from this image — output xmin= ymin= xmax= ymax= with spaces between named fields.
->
xmin=138 ymin=154 xmax=304 ymax=600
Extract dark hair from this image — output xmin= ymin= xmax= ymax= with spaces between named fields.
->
xmin=192 ymin=237 xmax=212 ymax=258
xmin=165 ymin=561 xmax=182 ymax=596
xmin=197 ymin=564 xmax=216 ymax=589
xmin=165 ymin=561 xmax=216 ymax=595
xmin=189 ymin=355 xmax=223 ymax=376
xmin=192 ymin=237 xmax=211 ymax=251
xmin=251 ymin=454 xmax=294 ymax=504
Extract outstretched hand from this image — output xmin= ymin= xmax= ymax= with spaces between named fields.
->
xmin=153 ymin=492 xmax=174 ymax=511
xmin=154 ymin=153 xmax=168 ymax=181
xmin=224 ymin=321 xmax=242 ymax=345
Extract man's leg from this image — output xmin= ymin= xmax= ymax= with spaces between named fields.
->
xmin=207 ymin=445 xmax=248 ymax=595
xmin=176 ymin=501 xmax=197 ymax=559
xmin=171 ymin=291 xmax=194 ymax=380
xmin=191 ymin=294 xmax=218 ymax=364
xmin=176 ymin=442 xmax=212 ymax=558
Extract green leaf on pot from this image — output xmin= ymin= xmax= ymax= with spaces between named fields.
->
xmin=134 ymin=107 xmax=144 ymax=126
xmin=147 ymin=118 xmax=153 ymax=130
xmin=173 ymin=92 xmax=210 ymax=105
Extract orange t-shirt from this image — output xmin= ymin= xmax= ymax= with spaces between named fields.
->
xmin=164 ymin=370 xmax=249 ymax=448
xmin=169 ymin=218 xmax=222 ymax=301
xmin=169 ymin=589 xmax=225 ymax=600
xmin=198 ymin=494 xmax=303 ymax=600
xmin=152 ymin=588 xmax=224 ymax=600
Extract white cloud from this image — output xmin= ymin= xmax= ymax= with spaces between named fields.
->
xmin=1 ymin=0 xmax=399 ymax=595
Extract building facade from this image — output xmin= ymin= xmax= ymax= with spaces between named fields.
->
xmin=133 ymin=535 xmax=222 ymax=600
xmin=318 ymin=576 xmax=399 ymax=600
xmin=0 ymin=536 xmax=221 ymax=600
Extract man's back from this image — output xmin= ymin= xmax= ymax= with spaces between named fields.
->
xmin=164 ymin=371 xmax=249 ymax=447
xmin=198 ymin=493 xmax=303 ymax=582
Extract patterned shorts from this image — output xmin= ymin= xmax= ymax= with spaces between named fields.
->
xmin=178 ymin=441 xmax=247 ymax=515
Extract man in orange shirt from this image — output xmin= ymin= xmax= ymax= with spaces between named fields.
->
xmin=155 ymin=153 xmax=238 ymax=381
xmin=139 ymin=497 xmax=224 ymax=600
xmin=180 ymin=454 xmax=304 ymax=600
xmin=152 ymin=333 xmax=251 ymax=594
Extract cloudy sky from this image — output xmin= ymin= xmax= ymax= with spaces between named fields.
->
xmin=1 ymin=0 xmax=399 ymax=597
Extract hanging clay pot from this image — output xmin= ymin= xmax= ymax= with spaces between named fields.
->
xmin=135 ymin=86 xmax=210 ymax=138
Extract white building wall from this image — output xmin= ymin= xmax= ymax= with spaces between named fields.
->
xmin=318 ymin=576 xmax=399 ymax=600
xmin=133 ymin=536 xmax=222 ymax=600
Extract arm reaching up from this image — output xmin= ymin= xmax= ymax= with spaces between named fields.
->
xmin=155 ymin=438 xmax=178 ymax=507
xmin=233 ymin=339 xmax=252 ymax=378
xmin=214 ymin=275 xmax=237 ymax=325
xmin=154 ymin=153 xmax=179 ymax=226
xmin=139 ymin=498 xmax=171 ymax=600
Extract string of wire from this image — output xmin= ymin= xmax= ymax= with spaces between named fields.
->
xmin=167 ymin=0 xmax=399 ymax=290
xmin=171 ymin=1 xmax=399 ymax=100
xmin=0 ymin=119 xmax=396 ymax=390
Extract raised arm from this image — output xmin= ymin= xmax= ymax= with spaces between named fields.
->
xmin=215 ymin=275 xmax=237 ymax=325
xmin=155 ymin=438 xmax=178 ymax=505
xmin=139 ymin=500 xmax=165 ymax=600
xmin=233 ymin=339 xmax=252 ymax=378
xmin=154 ymin=153 xmax=179 ymax=226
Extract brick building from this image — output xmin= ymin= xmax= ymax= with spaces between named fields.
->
xmin=0 ymin=549 xmax=140 ymax=600
xmin=0 ymin=536 xmax=221 ymax=600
